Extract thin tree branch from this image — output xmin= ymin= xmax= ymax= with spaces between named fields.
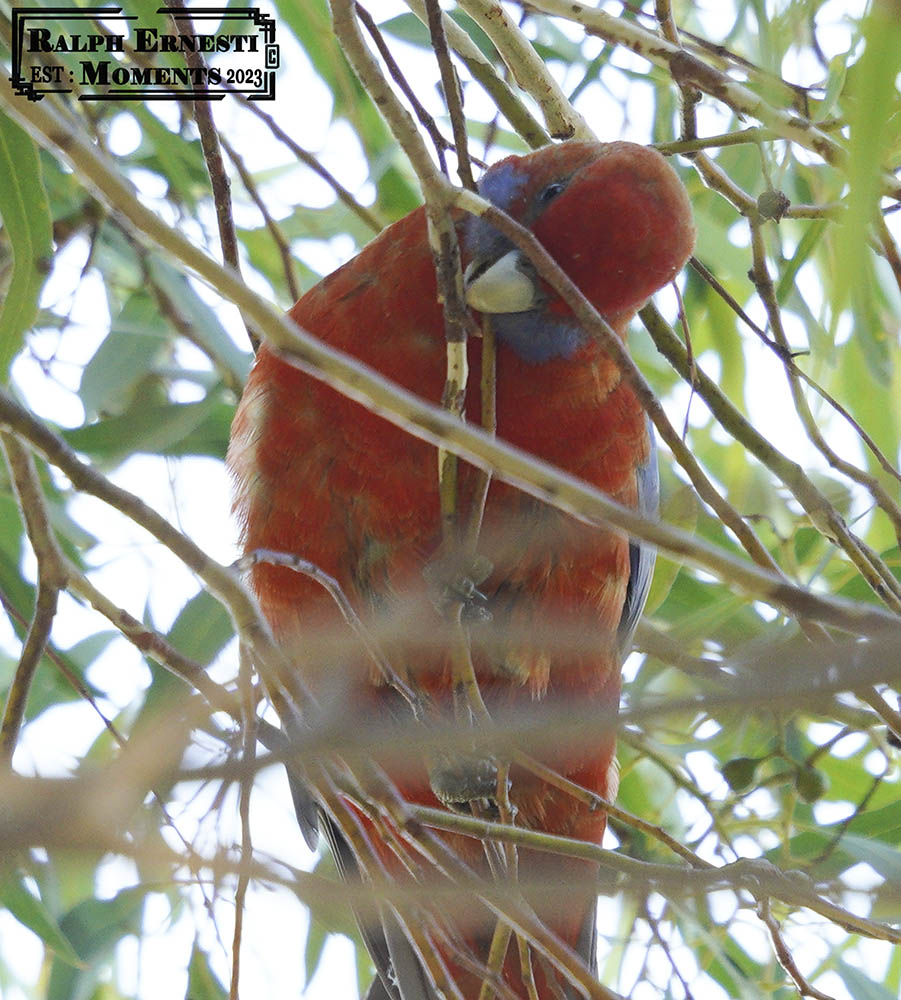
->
xmin=0 ymin=433 xmax=66 ymax=766
xmin=403 ymin=0 xmax=549 ymax=149
xmin=425 ymin=0 xmax=475 ymax=189
xmin=227 ymin=89 xmax=383 ymax=234
xmin=4 ymin=79 xmax=899 ymax=637
xmin=459 ymin=0 xmax=593 ymax=141
xmin=356 ymin=2 xmax=454 ymax=173
xmin=524 ymin=0 xmax=901 ymax=200
xmin=219 ymin=133 xmax=301 ymax=304
xmin=161 ymin=0 xmax=255 ymax=351
xmin=757 ymin=898 xmax=837 ymax=1000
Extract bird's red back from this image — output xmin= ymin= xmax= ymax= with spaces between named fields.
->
xmin=229 ymin=140 xmax=695 ymax=999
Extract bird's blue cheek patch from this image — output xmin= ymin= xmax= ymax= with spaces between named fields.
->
xmin=464 ymin=163 xmax=529 ymax=262
xmin=493 ymin=311 xmax=588 ymax=364
xmin=480 ymin=161 xmax=528 ymax=212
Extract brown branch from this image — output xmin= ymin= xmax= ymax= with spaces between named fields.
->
xmin=0 ymin=578 xmax=58 ymax=767
xmin=407 ymin=806 xmax=901 ymax=946
xmin=187 ymin=624 xmax=901 ymax=827
xmin=7 ymin=750 xmax=899 ymax=952
xmin=465 ymin=316 xmax=497 ymax=552
xmin=688 ymin=254 xmax=901 ymax=489
xmin=655 ymin=0 xmax=701 ymax=145
xmin=513 ymin=754 xmax=714 ymax=870
xmin=356 ymin=766 xmax=626 ymax=1000
xmin=318 ymin=767 xmax=477 ymax=1000
xmin=69 ymin=571 xmax=238 ymax=716
xmin=331 ymin=3 xmax=489 ymax=758
xmin=453 ymin=189 xmax=800 ymax=607
xmin=227 ymin=89 xmax=382 ymax=234
xmin=620 ymin=728 xmax=739 ymax=859
xmin=403 ymin=0 xmax=550 ymax=149
xmin=0 ymin=433 xmax=66 ymax=765
xmin=356 ymin=2 xmax=453 ymax=173
xmin=757 ymin=898 xmax=837 ymax=1000
xmin=875 ymin=212 xmax=901 ymax=295
xmin=425 ymin=0 xmax=475 ymax=190
xmin=458 ymin=0 xmax=592 ymax=141
xmin=746 ymin=217 xmax=901 ymax=603
xmin=426 ymin=0 xmax=486 ymax=732
xmin=235 ymin=549 xmax=424 ymax=716
xmin=230 ymin=645 xmax=256 ymax=1000
xmin=219 ymin=134 xmax=301 ymax=304
xmin=618 ymin=0 xmax=819 ymax=115
xmin=667 ymin=87 xmax=901 ymax=559
xmin=640 ymin=900 xmax=695 ymax=1000
xmin=161 ymin=0 xmax=255 ymax=351
xmin=525 ymin=0 xmax=901 ymax=200
xmin=857 ymin=688 xmax=901 ymax=746
xmin=131 ymin=235 xmax=247 ymax=396
xmin=0 ymin=578 xmax=229 ymax=930
xmin=0 ymin=385 xmax=305 ymax=736
xmin=813 ymin=763 xmax=888 ymax=868
xmin=638 ymin=303 xmax=901 ymax=624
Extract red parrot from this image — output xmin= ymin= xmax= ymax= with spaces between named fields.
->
xmin=229 ymin=140 xmax=694 ymax=1000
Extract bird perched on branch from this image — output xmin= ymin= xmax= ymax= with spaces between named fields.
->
xmin=229 ymin=140 xmax=694 ymax=1000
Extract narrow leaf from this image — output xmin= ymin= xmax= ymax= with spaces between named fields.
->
xmin=0 ymin=111 xmax=53 ymax=375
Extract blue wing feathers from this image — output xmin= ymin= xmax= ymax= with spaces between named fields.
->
xmin=618 ymin=420 xmax=659 ymax=652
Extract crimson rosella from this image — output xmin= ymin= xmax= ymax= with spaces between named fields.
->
xmin=229 ymin=140 xmax=695 ymax=1000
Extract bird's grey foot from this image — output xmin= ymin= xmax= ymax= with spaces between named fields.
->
xmin=422 ymin=553 xmax=494 ymax=624
xmin=428 ymin=753 xmax=498 ymax=808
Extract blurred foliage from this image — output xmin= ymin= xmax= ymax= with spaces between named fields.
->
xmin=0 ymin=1 xmax=900 ymax=999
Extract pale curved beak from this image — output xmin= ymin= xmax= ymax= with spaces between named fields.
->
xmin=463 ymin=250 xmax=541 ymax=314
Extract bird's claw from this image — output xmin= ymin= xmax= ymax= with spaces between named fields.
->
xmin=429 ymin=753 xmax=499 ymax=808
xmin=423 ymin=553 xmax=494 ymax=623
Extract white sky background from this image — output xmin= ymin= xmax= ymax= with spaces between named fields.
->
xmin=1 ymin=0 xmax=894 ymax=998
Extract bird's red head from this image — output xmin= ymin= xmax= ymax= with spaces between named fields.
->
xmin=464 ymin=141 xmax=695 ymax=358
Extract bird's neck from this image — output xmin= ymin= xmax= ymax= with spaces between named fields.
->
xmin=491 ymin=307 xmax=631 ymax=364
xmin=491 ymin=310 xmax=587 ymax=364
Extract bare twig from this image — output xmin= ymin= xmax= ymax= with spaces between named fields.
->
xmin=523 ymin=0 xmax=901 ymax=199
xmin=228 ymin=90 xmax=382 ymax=234
xmin=0 ymin=387 xmax=305 ymax=738
xmin=356 ymin=2 xmax=454 ymax=172
xmin=161 ymin=0 xmax=255 ymax=351
xmin=407 ymin=806 xmax=901 ymax=946
xmin=425 ymin=0 xmax=475 ymax=189
xmin=236 ymin=549 xmax=424 ymax=716
xmin=746 ymin=217 xmax=901 ymax=604
xmin=0 ymin=433 xmax=66 ymax=765
xmin=219 ymin=134 xmax=301 ymax=303
xmin=230 ymin=645 xmax=256 ymax=1000
xmin=757 ymin=898 xmax=837 ymax=1000
xmin=403 ymin=0 xmax=549 ymax=149
xmin=688 ymin=254 xmax=901 ymax=489
xmin=459 ymin=0 xmax=592 ymax=141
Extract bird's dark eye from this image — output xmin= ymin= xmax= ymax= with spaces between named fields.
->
xmin=538 ymin=181 xmax=566 ymax=204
